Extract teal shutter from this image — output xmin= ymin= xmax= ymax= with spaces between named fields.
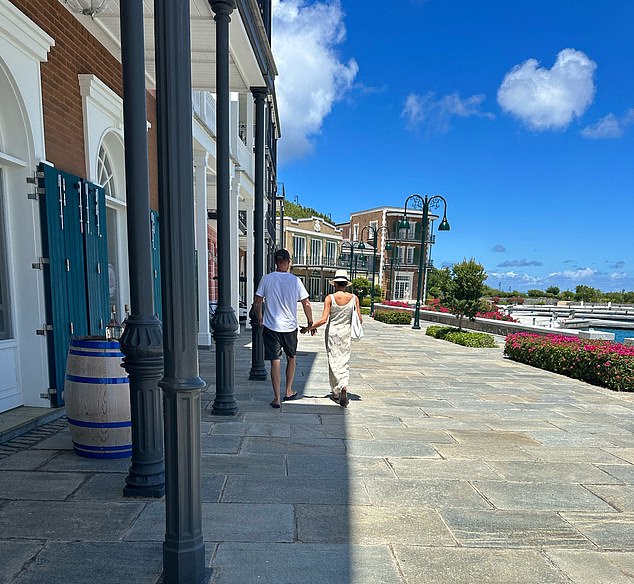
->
xmin=84 ymin=182 xmax=109 ymax=335
xmin=38 ymin=164 xmax=109 ymax=405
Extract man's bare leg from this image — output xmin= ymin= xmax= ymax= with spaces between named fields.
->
xmin=285 ymin=356 xmax=296 ymax=398
xmin=270 ymin=359 xmax=282 ymax=405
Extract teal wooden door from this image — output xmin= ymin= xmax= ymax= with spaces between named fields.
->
xmin=38 ymin=164 xmax=109 ymax=406
xmin=83 ymin=181 xmax=109 ymax=335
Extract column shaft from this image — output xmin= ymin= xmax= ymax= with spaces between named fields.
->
xmin=119 ymin=0 xmax=165 ymax=499
xmin=154 ymin=0 xmax=208 ymax=581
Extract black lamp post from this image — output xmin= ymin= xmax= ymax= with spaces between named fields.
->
xmin=399 ymin=194 xmax=450 ymax=329
xmin=358 ymin=225 xmax=392 ymax=313
xmin=340 ymin=240 xmax=355 ymax=276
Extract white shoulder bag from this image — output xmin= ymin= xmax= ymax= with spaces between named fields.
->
xmin=351 ymin=304 xmax=364 ymax=341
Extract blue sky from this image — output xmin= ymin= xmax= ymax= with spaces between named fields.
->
xmin=271 ymin=0 xmax=634 ymax=293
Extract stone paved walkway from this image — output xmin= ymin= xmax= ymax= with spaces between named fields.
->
xmin=1 ymin=307 xmax=633 ymax=583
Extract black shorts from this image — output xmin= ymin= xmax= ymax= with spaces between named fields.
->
xmin=263 ymin=327 xmax=298 ymax=360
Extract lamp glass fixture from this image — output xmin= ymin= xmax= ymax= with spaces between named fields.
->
xmin=398 ymin=218 xmax=410 ymax=229
xmin=358 ymin=242 xmax=366 ymax=250
xmin=438 ymin=217 xmax=450 ymax=231
xmin=65 ymin=0 xmax=109 ymax=16
xmin=385 ymin=242 xmax=392 ymax=251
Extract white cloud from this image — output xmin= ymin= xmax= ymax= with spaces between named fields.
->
xmin=548 ymin=267 xmax=597 ymax=279
xmin=581 ymin=108 xmax=634 ymax=139
xmin=489 ymin=271 xmax=540 ymax=284
xmin=402 ymin=92 xmax=493 ymax=133
xmin=272 ymin=0 xmax=358 ymax=162
xmin=497 ymin=49 xmax=596 ymax=130
xmin=610 ymin=272 xmax=628 ymax=280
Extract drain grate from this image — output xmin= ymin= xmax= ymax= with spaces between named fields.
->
xmin=0 ymin=417 xmax=67 ymax=460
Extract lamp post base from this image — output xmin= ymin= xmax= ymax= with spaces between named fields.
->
xmin=248 ymin=305 xmax=267 ymax=380
xmin=211 ymin=305 xmax=239 ymax=416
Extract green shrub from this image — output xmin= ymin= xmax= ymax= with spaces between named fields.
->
xmin=426 ymin=326 xmax=496 ymax=348
xmin=505 ymin=333 xmax=634 ymax=392
xmin=360 ymin=297 xmax=372 ymax=307
xmin=373 ymin=310 xmax=412 ymax=325
xmin=360 ymin=307 xmax=370 ymax=315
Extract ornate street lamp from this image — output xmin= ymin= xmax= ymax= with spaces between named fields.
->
xmin=339 ymin=240 xmax=362 ymax=292
xmin=64 ymin=0 xmax=109 ymax=17
xmin=399 ymin=194 xmax=450 ymax=329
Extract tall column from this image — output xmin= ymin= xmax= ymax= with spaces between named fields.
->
xmin=230 ymin=169 xmax=240 ymax=322
xmin=194 ymin=153 xmax=212 ymax=348
xmin=119 ymin=0 xmax=165 ymax=499
xmin=248 ymin=87 xmax=267 ymax=380
xmin=154 ymin=0 xmax=208 ymax=581
xmin=244 ymin=197 xmax=254 ymax=330
xmin=211 ymin=0 xmax=239 ymax=414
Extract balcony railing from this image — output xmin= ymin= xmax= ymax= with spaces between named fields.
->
xmin=192 ymin=91 xmax=217 ymax=136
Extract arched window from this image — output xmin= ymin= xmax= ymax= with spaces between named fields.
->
xmin=97 ymin=143 xmax=117 ymax=199
xmin=97 ymin=135 xmax=127 ymax=319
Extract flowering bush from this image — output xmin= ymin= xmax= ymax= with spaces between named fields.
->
xmin=423 ymin=298 xmax=452 ymax=313
xmin=476 ymin=310 xmax=519 ymax=322
xmin=504 ymin=333 xmax=634 ymax=392
xmin=383 ymin=300 xmax=411 ymax=308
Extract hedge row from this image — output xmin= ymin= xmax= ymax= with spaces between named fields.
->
xmin=426 ymin=326 xmax=496 ymax=348
xmin=504 ymin=333 xmax=634 ymax=392
xmin=373 ymin=310 xmax=412 ymax=325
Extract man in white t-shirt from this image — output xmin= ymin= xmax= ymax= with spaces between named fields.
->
xmin=254 ymin=249 xmax=314 ymax=408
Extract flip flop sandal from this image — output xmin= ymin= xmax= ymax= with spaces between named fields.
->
xmin=270 ymin=401 xmax=281 ymax=409
xmin=283 ymin=392 xmax=299 ymax=401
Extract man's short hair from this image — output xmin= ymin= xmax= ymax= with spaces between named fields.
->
xmin=274 ymin=248 xmax=291 ymax=263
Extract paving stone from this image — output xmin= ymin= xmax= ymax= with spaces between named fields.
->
xmin=364 ymin=478 xmax=490 ymax=509
xmin=200 ymin=453 xmax=285 ymax=476
xmin=126 ymin=501 xmax=294 ymax=543
xmin=387 ymin=458 xmax=502 ymax=480
xmin=522 ymin=446 xmax=625 ymax=464
xmin=545 ymin=550 xmax=634 ymax=584
xmin=473 ymin=480 xmax=618 ymax=511
xmin=561 ymin=513 xmax=634 ymax=549
xmin=393 ymin=546 xmax=569 ymax=583
xmin=0 ymin=501 xmax=145 ymax=540
xmin=11 ymin=542 xmax=163 ymax=584
xmin=221 ymin=476 xmax=370 ymax=505
xmin=344 ymin=439 xmax=440 ymax=458
xmin=241 ymin=436 xmax=345 ymax=455
xmin=0 ymin=471 xmax=86 ymax=500
xmin=0 ymin=541 xmax=43 ymax=583
xmin=296 ymin=504 xmax=455 ymax=545
xmin=286 ymin=454 xmax=394 ymax=479
xmin=435 ymin=443 xmax=538 ymax=461
xmin=584 ymin=485 xmax=634 ymax=512
xmin=29 ymin=430 xmax=74 ymax=450
xmin=70 ymin=473 xmax=129 ymax=502
xmin=597 ymin=464 xmax=634 ymax=483
xmin=440 ymin=508 xmax=593 ymax=548
xmin=210 ymin=422 xmax=291 ymax=438
xmin=39 ymin=450 xmax=131 ymax=472
xmin=290 ymin=423 xmax=371 ymax=440
xmin=0 ymin=449 xmax=57 ymax=470
xmin=212 ymin=543 xmax=403 ymax=584
xmin=487 ymin=461 xmax=624 ymax=484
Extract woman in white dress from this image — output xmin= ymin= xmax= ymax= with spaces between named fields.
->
xmin=301 ymin=270 xmax=361 ymax=407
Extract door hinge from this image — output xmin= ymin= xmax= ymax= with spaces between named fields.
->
xmin=36 ymin=324 xmax=53 ymax=336
xmin=40 ymin=387 xmax=56 ymax=400
xmin=32 ymin=257 xmax=50 ymax=270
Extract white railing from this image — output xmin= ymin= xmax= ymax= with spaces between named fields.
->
xmin=192 ymin=91 xmax=217 ymax=136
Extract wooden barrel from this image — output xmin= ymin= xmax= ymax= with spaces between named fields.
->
xmin=64 ymin=338 xmax=131 ymax=459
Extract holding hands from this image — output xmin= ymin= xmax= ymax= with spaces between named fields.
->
xmin=300 ymin=323 xmax=316 ymax=336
